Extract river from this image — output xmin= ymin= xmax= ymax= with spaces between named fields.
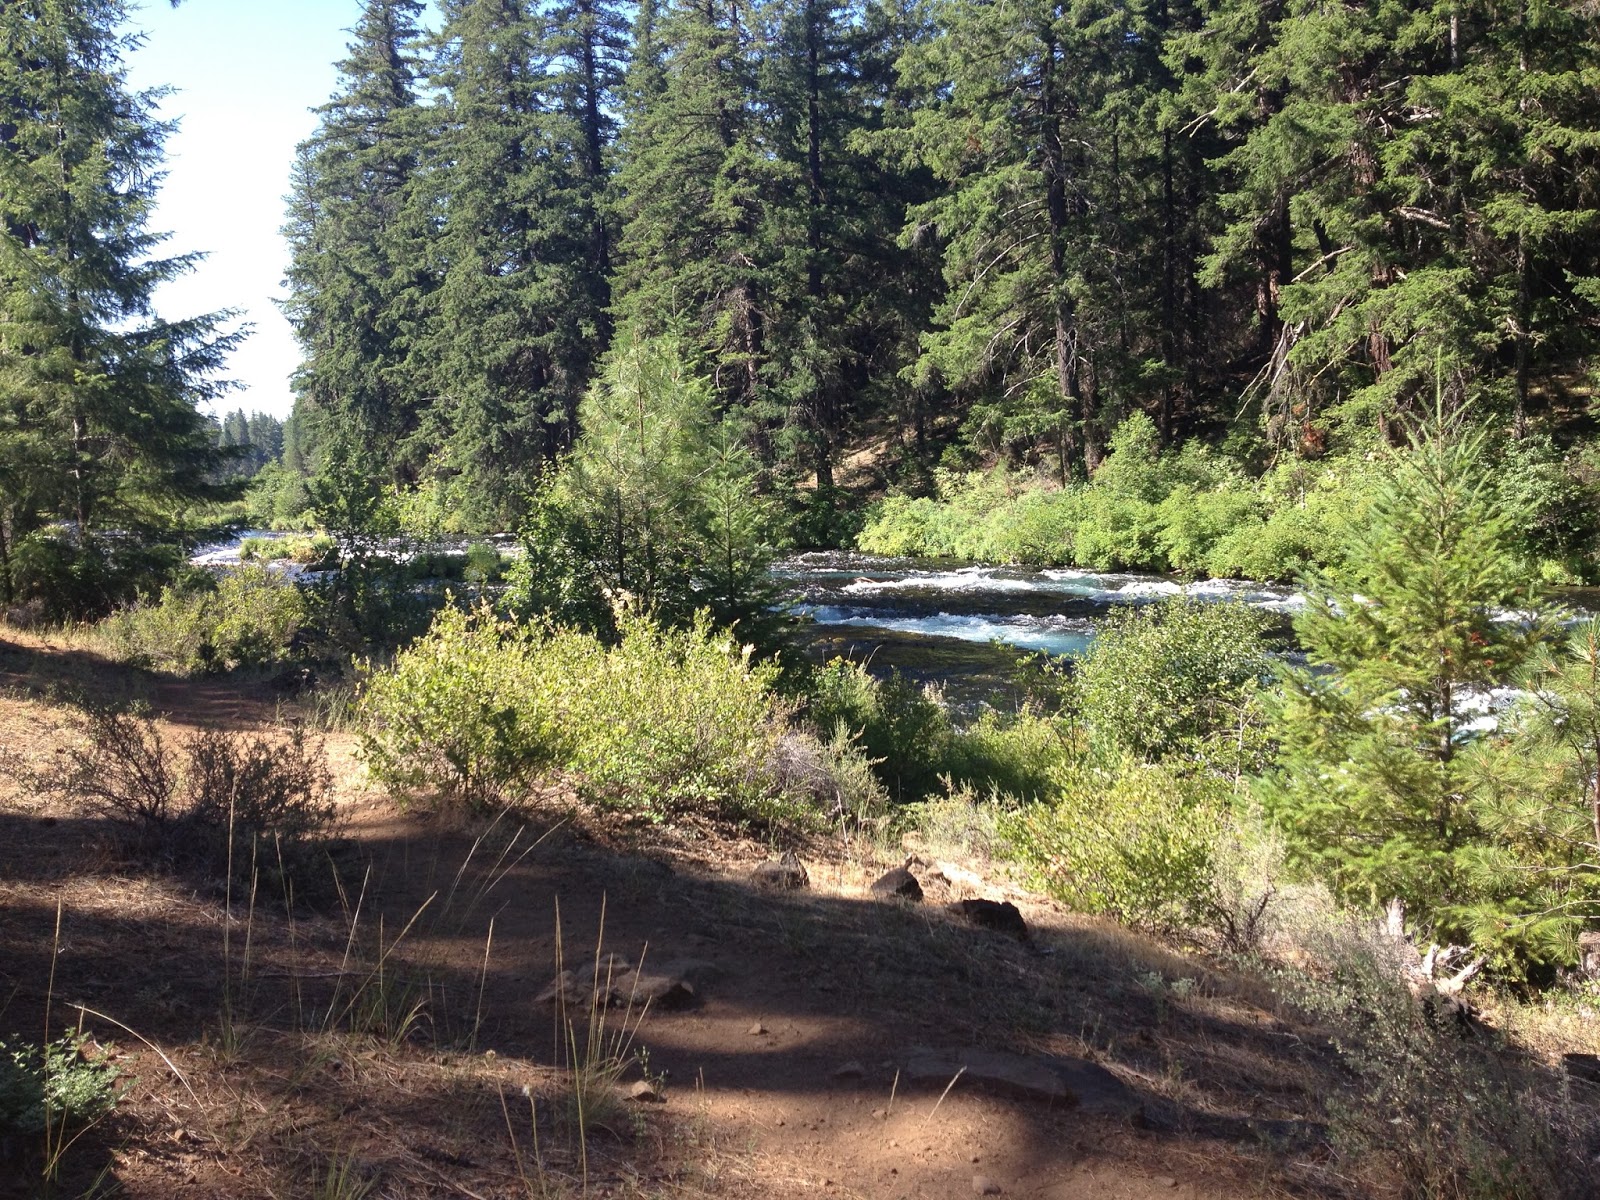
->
xmin=775 ymin=551 xmax=1304 ymax=705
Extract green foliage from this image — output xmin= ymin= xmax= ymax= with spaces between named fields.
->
xmin=100 ymin=567 xmax=308 ymax=675
xmin=0 ymin=1034 xmax=120 ymax=1137
xmin=1003 ymin=756 xmax=1232 ymax=932
xmin=806 ymin=659 xmax=953 ymax=801
xmin=1072 ymin=597 xmax=1272 ymax=768
xmin=856 ymin=417 xmax=1368 ymax=580
xmin=0 ymin=0 xmax=240 ymax=615
xmin=1466 ymin=619 xmax=1600 ymax=972
xmin=239 ymin=535 xmax=334 ymax=566
xmin=804 ymin=657 xmax=1071 ymax=803
xmin=1281 ymin=925 xmax=1597 ymax=1199
xmin=360 ymin=603 xmax=798 ymax=824
xmin=1262 ymin=406 xmax=1553 ymax=961
xmin=505 ymin=335 xmax=783 ymax=645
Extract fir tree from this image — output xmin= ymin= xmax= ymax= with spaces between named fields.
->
xmin=1262 ymin=402 xmax=1550 ymax=944
xmin=0 ymin=0 xmax=239 ymax=610
xmin=281 ymin=0 xmax=433 ymax=484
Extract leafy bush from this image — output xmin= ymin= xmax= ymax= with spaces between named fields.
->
xmin=0 ymin=1034 xmax=120 ymax=1137
xmin=6 ymin=528 xmax=185 ymax=623
xmin=1003 ymin=755 xmax=1231 ymax=931
xmin=1072 ymin=597 xmax=1271 ymax=767
xmin=854 ymin=416 xmax=1377 ymax=581
xmin=49 ymin=707 xmax=338 ymax=881
xmin=239 ymin=533 xmax=334 ymax=565
xmin=805 ymin=660 xmax=955 ymax=801
xmin=360 ymin=604 xmax=800 ymax=824
xmin=356 ymin=604 xmax=567 ymax=808
xmin=100 ymin=566 xmax=308 ymax=674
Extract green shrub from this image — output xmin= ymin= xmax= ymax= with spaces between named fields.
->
xmin=940 ymin=706 xmax=1074 ymax=803
xmin=357 ymin=604 xmax=567 ymax=808
xmin=805 ymin=659 xmax=954 ymax=801
xmin=0 ymin=1034 xmax=120 ymax=1137
xmin=1280 ymin=921 xmax=1599 ymax=1199
xmin=1003 ymin=755 xmax=1231 ymax=931
xmin=239 ymin=533 xmax=334 ymax=565
xmin=100 ymin=567 xmax=308 ymax=674
xmin=360 ymin=604 xmax=799 ymax=824
xmin=1072 ymin=597 xmax=1271 ymax=766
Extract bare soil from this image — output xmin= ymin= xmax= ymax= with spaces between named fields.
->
xmin=0 ymin=627 xmax=1571 ymax=1199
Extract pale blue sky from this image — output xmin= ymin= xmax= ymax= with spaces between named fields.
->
xmin=123 ymin=0 xmax=368 ymax=419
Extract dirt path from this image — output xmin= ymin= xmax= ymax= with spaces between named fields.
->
xmin=0 ymin=634 xmax=1341 ymax=1198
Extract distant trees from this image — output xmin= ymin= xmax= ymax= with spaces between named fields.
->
xmin=0 ymin=0 xmax=239 ymax=612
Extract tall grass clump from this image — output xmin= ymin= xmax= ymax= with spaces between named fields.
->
xmin=360 ymin=603 xmax=808 ymax=824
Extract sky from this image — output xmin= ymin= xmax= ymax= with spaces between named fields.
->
xmin=121 ymin=0 xmax=366 ymax=420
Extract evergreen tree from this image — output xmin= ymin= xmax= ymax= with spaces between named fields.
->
xmin=1197 ymin=0 xmax=1600 ymax=447
xmin=891 ymin=0 xmax=1173 ymax=480
xmin=1262 ymin=403 xmax=1549 ymax=946
xmin=429 ymin=0 xmax=623 ymax=528
xmin=1470 ymin=619 xmax=1600 ymax=969
xmin=0 ymin=0 xmax=239 ymax=610
xmin=282 ymin=0 xmax=433 ymax=484
xmin=610 ymin=0 xmax=781 ymax=415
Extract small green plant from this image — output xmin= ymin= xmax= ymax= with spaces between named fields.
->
xmin=0 ymin=1033 xmax=120 ymax=1138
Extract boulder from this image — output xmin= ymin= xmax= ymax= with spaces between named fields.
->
xmin=870 ymin=866 xmax=923 ymax=902
xmin=948 ymin=898 xmax=1029 ymax=941
xmin=904 ymin=1047 xmax=1136 ymax=1115
xmin=752 ymin=852 xmax=809 ymax=890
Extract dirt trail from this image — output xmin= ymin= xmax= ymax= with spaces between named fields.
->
xmin=0 ymin=632 xmax=1338 ymax=1198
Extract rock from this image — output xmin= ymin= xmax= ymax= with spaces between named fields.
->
xmin=752 ymin=852 xmax=809 ymax=890
xmin=625 ymin=1079 xmax=663 ymax=1103
xmin=1151 ymin=1176 xmax=1179 ymax=1190
xmin=871 ymin=1108 xmax=886 ymax=1120
xmin=870 ymin=867 xmax=923 ymax=902
xmin=903 ymin=1047 xmax=1136 ymax=1115
xmin=748 ymin=1022 xmax=767 ymax=1036
xmin=972 ymin=1176 xmax=1002 ymax=1196
xmin=534 ymin=970 xmax=575 ymax=1005
xmin=948 ymin=898 xmax=1029 ymax=941
xmin=832 ymin=1060 xmax=865 ymax=1080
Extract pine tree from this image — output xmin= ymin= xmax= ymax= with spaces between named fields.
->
xmin=429 ymin=0 xmax=624 ymax=528
xmin=0 ymin=0 xmax=239 ymax=611
xmin=891 ymin=0 xmax=1173 ymax=480
xmin=281 ymin=0 xmax=433 ymax=485
xmin=610 ymin=0 xmax=781 ymax=415
xmin=1197 ymin=0 xmax=1600 ymax=448
xmin=1262 ymin=402 xmax=1549 ymax=944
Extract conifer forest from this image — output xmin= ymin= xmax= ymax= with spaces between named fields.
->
xmin=10 ymin=2 xmax=1600 ymax=1195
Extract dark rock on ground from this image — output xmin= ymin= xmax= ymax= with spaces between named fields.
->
xmin=870 ymin=866 xmax=923 ymax=902
xmin=752 ymin=852 xmax=809 ymax=890
xmin=948 ymin=898 xmax=1029 ymax=941
xmin=904 ymin=1047 xmax=1137 ymax=1115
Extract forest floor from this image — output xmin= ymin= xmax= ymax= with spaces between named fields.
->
xmin=1 ymin=626 xmax=1594 ymax=1200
